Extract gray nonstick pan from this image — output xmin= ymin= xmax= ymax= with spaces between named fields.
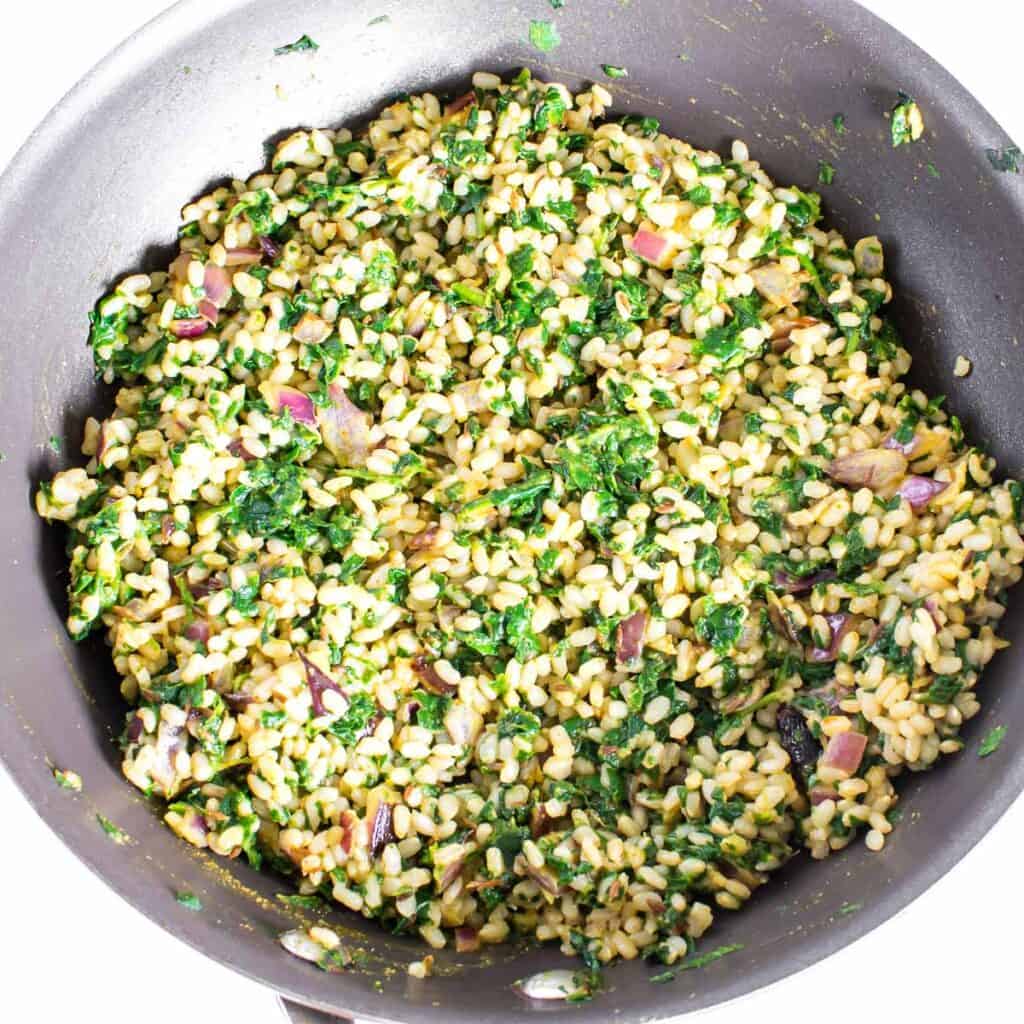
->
xmin=2 ymin=1 xmax=1023 ymax=1022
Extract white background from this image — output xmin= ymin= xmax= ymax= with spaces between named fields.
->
xmin=1 ymin=1 xmax=1019 ymax=1021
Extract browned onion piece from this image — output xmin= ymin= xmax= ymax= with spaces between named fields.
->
xmin=316 ymin=382 xmax=371 ymax=466
xmin=750 ymin=262 xmax=802 ymax=307
xmin=827 ymin=448 xmax=907 ymax=491
xmin=412 ymin=654 xmax=457 ymax=695
xmin=292 ymin=312 xmax=330 ymax=344
xmin=455 ymin=926 xmax=480 ymax=953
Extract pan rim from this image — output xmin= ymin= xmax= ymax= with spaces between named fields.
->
xmin=2 ymin=0 xmax=1023 ymax=1020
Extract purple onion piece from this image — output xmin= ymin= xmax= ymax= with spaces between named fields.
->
xmin=411 ymin=655 xmax=457 ymax=695
xmin=882 ymin=432 xmax=920 ymax=457
xmin=808 ymin=612 xmax=853 ymax=663
xmin=170 ymin=318 xmax=208 ymax=339
xmin=299 ymin=653 xmax=347 ymax=717
xmin=258 ymin=235 xmax=280 ymax=262
xmin=316 ymin=382 xmax=371 ymax=465
xmin=184 ymin=619 xmax=211 ymax=644
xmin=125 ymin=712 xmax=145 ymax=744
xmin=615 ymin=610 xmax=647 ymax=665
xmin=897 ymin=475 xmax=949 ymax=510
xmin=368 ymin=800 xmax=395 ymax=856
xmin=772 ymin=567 xmax=837 ymax=594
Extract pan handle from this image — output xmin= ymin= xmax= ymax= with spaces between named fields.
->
xmin=278 ymin=996 xmax=354 ymax=1024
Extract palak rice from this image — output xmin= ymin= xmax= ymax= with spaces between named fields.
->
xmin=37 ymin=69 xmax=1024 ymax=971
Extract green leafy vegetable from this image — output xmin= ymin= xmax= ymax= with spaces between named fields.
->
xmin=96 ymin=814 xmax=130 ymax=845
xmin=695 ymin=602 xmax=745 ymax=654
xmin=176 ymin=891 xmax=203 ymax=911
xmin=979 ymin=724 xmax=1006 ymax=757
xmin=832 ymin=113 xmax=846 ymax=135
xmin=327 ymin=693 xmax=378 ymax=744
xmin=890 ymin=94 xmax=922 ymax=147
xmin=985 ymin=146 xmax=1022 ymax=173
xmin=528 ymin=20 xmax=560 ymax=53
xmin=601 ymin=64 xmax=628 ymax=79
xmin=274 ymin=34 xmax=319 ymax=55
xmin=817 ymin=160 xmax=835 ymax=185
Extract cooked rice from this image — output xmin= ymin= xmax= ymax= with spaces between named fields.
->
xmin=37 ymin=69 xmax=1024 ymax=969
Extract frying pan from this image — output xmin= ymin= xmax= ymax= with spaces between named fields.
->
xmin=2 ymin=0 xmax=1023 ymax=1021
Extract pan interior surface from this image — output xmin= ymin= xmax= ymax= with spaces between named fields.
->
xmin=2 ymin=1 xmax=1024 ymax=1021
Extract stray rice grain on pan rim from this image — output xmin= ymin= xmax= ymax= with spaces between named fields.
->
xmin=37 ymin=68 xmax=1024 ymax=981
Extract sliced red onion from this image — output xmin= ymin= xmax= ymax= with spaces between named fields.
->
xmin=184 ymin=619 xmax=211 ymax=644
xmin=882 ymin=432 xmax=920 ymax=458
xmin=412 ymin=654 xmax=457 ymax=696
xmin=367 ymin=796 xmax=395 ymax=856
xmin=897 ymin=475 xmax=948 ymax=510
xmin=339 ymin=809 xmax=358 ymax=854
xmin=616 ymin=610 xmax=647 ymax=666
xmin=821 ymin=730 xmax=868 ymax=775
xmin=408 ymin=525 xmax=440 ymax=551
xmin=316 ymin=381 xmax=371 ymax=466
xmin=767 ymin=597 xmax=801 ymax=644
xmin=160 ymin=515 xmax=176 ymax=542
xmin=169 ymin=318 xmax=208 ymax=339
xmin=446 ymin=91 xmax=475 ymax=114
xmin=261 ymin=382 xmax=318 ymax=428
xmin=187 ymin=573 xmax=226 ymax=599
xmin=530 ymin=804 xmax=555 ymax=838
xmin=439 ymin=856 xmax=466 ymax=891
xmin=125 ymin=712 xmax=145 ymax=744
xmin=923 ymin=596 xmax=942 ymax=628
xmin=222 ymin=691 xmax=253 ymax=711
xmin=223 ymin=247 xmax=262 ymax=267
xmin=299 ymin=652 xmax=347 ymax=717
xmin=258 ymin=235 xmax=280 ymax=261
xmin=227 ymin=438 xmax=257 ymax=461
xmin=804 ymin=679 xmax=852 ymax=714
xmin=523 ymin=862 xmax=561 ymax=896
xmin=772 ymin=567 xmax=837 ymax=594
xmin=292 ymin=313 xmax=330 ymax=344
xmin=809 ymin=784 xmax=838 ymax=805
xmin=203 ymin=263 xmax=232 ymax=307
xmin=169 ymin=805 xmax=210 ymax=845
xmin=808 ymin=612 xmax=853 ymax=663
xmin=827 ymin=448 xmax=907 ymax=491
xmin=629 ymin=228 xmax=668 ymax=264
xmin=150 ymin=720 xmax=185 ymax=797
xmin=455 ymin=927 xmax=480 ymax=953
xmin=197 ymin=298 xmax=219 ymax=325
